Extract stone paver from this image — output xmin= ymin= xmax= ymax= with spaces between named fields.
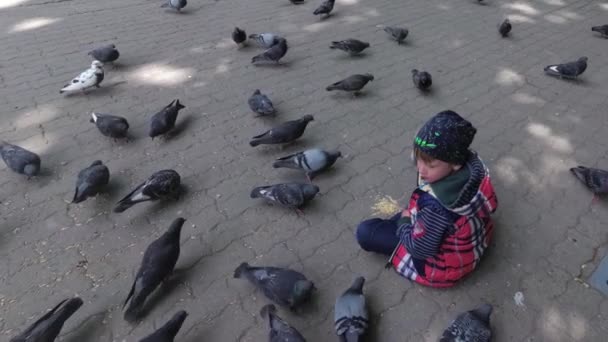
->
xmin=1 ymin=0 xmax=608 ymax=341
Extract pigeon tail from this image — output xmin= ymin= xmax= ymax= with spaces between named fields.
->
xmin=234 ymin=262 xmax=250 ymax=278
xmin=344 ymin=331 xmax=361 ymax=342
xmin=113 ymin=200 xmax=137 ymax=213
xmin=250 ymin=186 xmax=265 ymax=198
xmin=272 ymin=158 xmax=297 ymax=169
xmin=570 ymin=166 xmax=588 ymax=183
xmin=260 ymin=304 xmax=277 ymax=318
xmin=249 ymin=139 xmax=261 ymax=147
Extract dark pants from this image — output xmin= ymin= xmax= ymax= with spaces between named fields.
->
xmin=356 ymin=212 xmax=402 ymax=256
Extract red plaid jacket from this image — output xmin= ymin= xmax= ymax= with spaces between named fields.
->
xmin=389 ymin=157 xmax=498 ymax=288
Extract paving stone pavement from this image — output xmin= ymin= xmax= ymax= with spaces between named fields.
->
xmin=1 ymin=0 xmax=608 ymax=340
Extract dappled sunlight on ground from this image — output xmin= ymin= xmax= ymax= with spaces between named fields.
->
xmin=127 ymin=63 xmax=195 ymax=86
xmin=541 ymin=306 xmax=588 ymax=341
xmin=303 ymin=21 xmax=332 ymax=33
xmin=0 ymin=0 xmax=29 ymax=10
xmin=9 ymin=17 xmax=61 ymax=33
xmin=511 ymin=92 xmax=546 ymax=106
xmin=371 ymin=195 xmax=400 ymax=216
xmin=503 ymin=2 xmax=540 ymax=16
xmin=495 ymin=68 xmax=526 ymax=87
xmin=14 ymin=104 xmax=59 ymax=131
xmin=526 ymin=122 xmax=573 ymax=154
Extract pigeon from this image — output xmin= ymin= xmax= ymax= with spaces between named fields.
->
xmin=273 ymin=149 xmax=342 ymax=181
xmin=10 ymin=297 xmax=83 ymax=342
xmin=72 ymin=160 xmax=110 ymax=203
xmin=123 ymin=218 xmax=185 ymax=322
xmin=139 ymin=310 xmax=188 ymax=342
xmin=234 ymin=262 xmax=315 ymax=310
xmin=233 ymin=27 xmax=247 ymax=47
xmin=88 ymin=44 xmax=119 ymax=64
xmin=440 ymin=304 xmax=493 ymax=342
xmin=249 ymin=115 xmax=313 ymax=147
xmin=114 ymin=169 xmax=181 ymax=213
xmin=544 ymin=57 xmax=588 ymax=79
xmin=326 ymin=74 xmax=374 ymax=96
xmin=161 ymin=0 xmax=187 ymax=11
xmin=0 ymin=141 xmax=41 ymax=177
xmin=252 ymin=38 xmax=288 ymax=64
xmin=570 ymin=166 xmax=608 ymax=203
xmin=330 ymin=39 xmax=370 ymax=55
xmin=499 ymin=19 xmax=512 ymax=37
xmin=90 ymin=112 xmax=129 ymax=139
xmin=250 ymin=183 xmax=320 ymax=211
xmin=248 ymin=89 xmax=276 ymax=116
xmin=313 ymin=0 xmax=335 ymax=18
xmin=249 ymin=33 xmax=281 ymax=48
xmin=59 ymin=60 xmax=104 ymax=94
xmin=149 ymin=99 xmax=185 ymax=139
xmin=260 ymin=304 xmax=307 ymax=342
xmin=334 ymin=277 xmax=368 ymax=342
xmin=380 ymin=25 xmax=408 ymax=44
xmin=412 ymin=69 xmax=432 ymax=91
xmin=289 ymin=0 xmax=305 ymax=4
xmin=592 ymin=25 xmax=608 ymax=38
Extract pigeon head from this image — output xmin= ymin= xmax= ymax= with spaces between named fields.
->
xmin=471 ymin=303 xmax=493 ymax=323
xmin=253 ymin=89 xmax=261 ymax=95
xmin=301 ymin=114 xmax=314 ymax=122
xmin=90 ymin=160 xmax=103 ymax=167
xmin=349 ymin=276 xmax=365 ymax=291
xmin=331 ymin=150 xmax=343 ymax=158
xmin=175 ymin=99 xmax=186 ymax=110
xmin=91 ymin=60 xmax=104 ymax=68
xmin=579 ymin=56 xmax=588 ymax=63
xmin=24 ymin=163 xmax=40 ymax=177
xmin=302 ymin=184 xmax=320 ymax=197
xmin=57 ymin=297 xmax=84 ymax=317
xmin=167 ymin=217 xmax=186 ymax=238
xmin=411 ymin=69 xmax=419 ymax=75
xmin=293 ymin=280 xmax=315 ymax=302
xmin=364 ymin=73 xmax=374 ymax=81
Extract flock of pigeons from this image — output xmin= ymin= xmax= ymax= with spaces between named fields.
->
xmin=4 ymin=0 xmax=608 ymax=341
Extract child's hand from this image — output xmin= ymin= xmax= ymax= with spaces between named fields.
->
xmin=401 ymin=208 xmax=410 ymax=217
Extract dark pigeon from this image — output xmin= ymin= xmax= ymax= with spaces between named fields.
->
xmin=249 ymin=115 xmax=314 ymax=147
xmin=313 ymin=0 xmax=335 ymax=18
xmin=334 ymin=277 xmax=368 ymax=342
xmin=260 ymin=304 xmax=306 ymax=342
xmin=249 ymin=89 xmax=276 ymax=116
xmin=289 ymin=0 xmax=305 ymax=4
xmin=412 ymin=69 xmax=432 ymax=91
xmin=250 ymin=183 xmax=320 ymax=211
xmin=273 ymin=148 xmax=342 ymax=181
xmin=499 ymin=19 xmax=512 ymax=37
xmin=592 ymin=25 xmax=608 ymax=38
xmin=124 ymin=218 xmax=185 ymax=322
xmin=88 ymin=44 xmax=119 ymax=63
xmin=252 ymin=38 xmax=288 ymax=64
xmin=330 ymin=39 xmax=370 ymax=55
xmin=139 ymin=310 xmax=188 ymax=342
xmin=114 ymin=169 xmax=181 ymax=213
xmin=382 ymin=26 xmax=408 ymax=44
xmin=249 ymin=33 xmax=281 ymax=48
xmin=72 ymin=160 xmax=110 ymax=203
xmin=161 ymin=0 xmax=187 ymax=11
xmin=440 ymin=304 xmax=492 ymax=342
xmin=10 ymin=297 xmax=83 ymax=342
xmin=326 ymin=74 xmax=374 ymax=95
xmin=90 ymin=112 xmax=129 ymax=139
xmin=234 ymin=262 xmax=315 ymax=310
xmin=149 ymin=100 xmax=185 ymax=139
xmin=571 ymin=166 xmax=608 ymax=203
xmin=233 ymin=27 xmax=247 ymax=47
xmin=0 ymin=141 xmax=41 ymax=177
xmin=544 ymin=57 xmax=588 ymax=79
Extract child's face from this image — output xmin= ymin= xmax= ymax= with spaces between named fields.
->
xmin=416 ymin=158 xmax=461 ymax=183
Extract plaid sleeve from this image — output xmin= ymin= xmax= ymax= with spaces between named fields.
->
xmin=400 ymin=203 xmax=453 ymax=259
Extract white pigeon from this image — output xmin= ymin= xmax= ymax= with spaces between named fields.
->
xmin=59 ymin=60 xmax=104 ymax=94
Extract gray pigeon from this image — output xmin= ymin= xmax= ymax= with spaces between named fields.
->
xmin=161 ymin=0 xmax=187 ymax=11
xmin=249 ymin=89 xmax=276 ymax=116
xmin=72 ymin=160 xmax=110 ymax=203
xmin=234 ymin=262 xmax=315 ymax=310
xmin=571 ymin=166 xmax=608 ymax=203
xmin=289 ymin=0 xmax=305 ymax=4
xmin=88 ymin=44 xmax=119 ymax=63
xmin=330 ymin=39 xmax=370 ymax=55
xmin=326 ymin=74 xmax=374 ymax=95
xmin=273 ymin=148 xmax=342 ymax=181
xmin=544 ymin=57 xmax=588 ymax=79
xmin=149 ymin=100 xmax=185 ymax=139
xmin=498 ymin=19 xmax=512 ymax=37
xmin=124 ymin=218 xmax=185 ymax=322
xmin=233 ymin=27 xmax=247 ymax=47
xmin=249 ymin=115 xmax=314 ymax=147
xmin=440 ymin=304 xmax=492 ymax=342
xmin=0 ymin=141 xmax=41 ymax=177
xmin=90 ymin=112 xmax=129 ymax=139
xmin=114 ymin=169 xmax=181 ymax=213
xmin=412 ymin=69 xmax=432 ymax=91
xmin=260 ymin=304 xmax=306 ymax=342
xmin=313 ymin=0 xmax=335 ymax=18
xmin=249 ymin=33 xmax=281 ymax=48
xmin=592 ymin=25 xmax=608 ymax=38
xmin=10 ymin=297 xmax=83 ymax=342
xmin=250 ymin=183 xmax=320 ymax=211
xmin=334 ymin=277 xmax=368 ymax=342
xmin=252 ymin=38 xmax=288 ymax=64
xmin=139 ymin=310 xmax=188 ymax=342
xmin=381 ymin=26 xmax=408 ymax=44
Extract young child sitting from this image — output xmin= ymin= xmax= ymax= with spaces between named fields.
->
xmin=356 ymin=110 xmax=498 ymax=288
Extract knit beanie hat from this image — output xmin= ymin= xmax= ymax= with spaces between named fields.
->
xmin=413 ymin=110 xmax=477 ymax=165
